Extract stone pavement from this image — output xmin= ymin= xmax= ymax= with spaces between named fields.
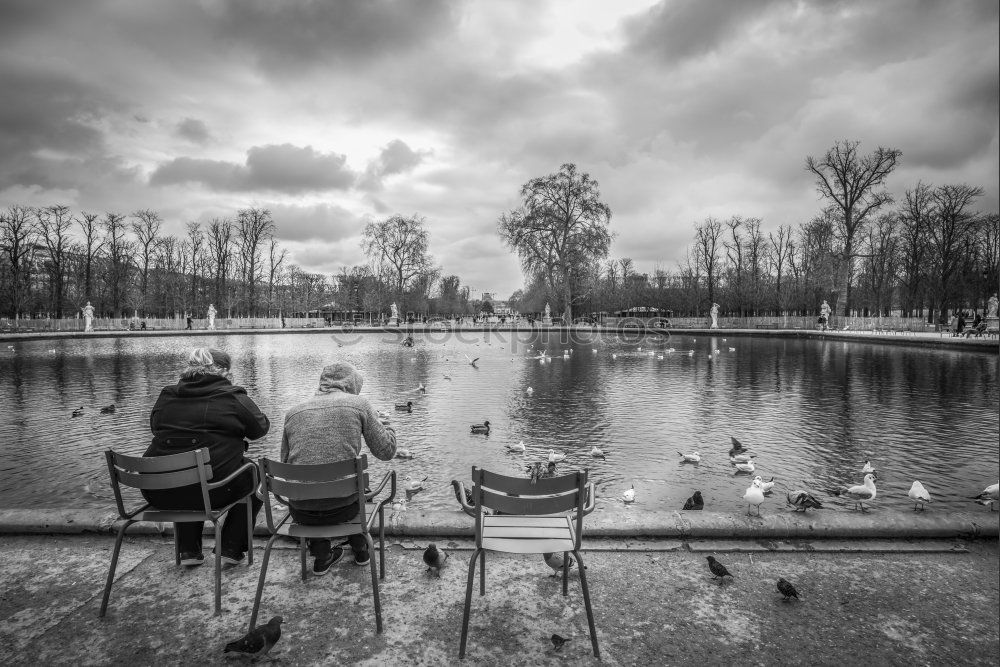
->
xmin=0 ymin=533 xmax=997 ymax=666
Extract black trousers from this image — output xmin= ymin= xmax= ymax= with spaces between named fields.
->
xmin=289 ymin=503 xmax=367 ymax=557
xmin=142 ymin=468 xmax=262 ymax=555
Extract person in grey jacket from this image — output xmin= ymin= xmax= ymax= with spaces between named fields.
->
xmin=281 ymin=362 xmax=397 ymax=574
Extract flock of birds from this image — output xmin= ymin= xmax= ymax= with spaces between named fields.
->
xmin=70 ymin=403 xmax=116 ymax=417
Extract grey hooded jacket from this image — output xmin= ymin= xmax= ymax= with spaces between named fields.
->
xmin=280 ymin=362 xmax=397 ymax=510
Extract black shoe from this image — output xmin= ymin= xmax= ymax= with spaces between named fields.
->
xmin=180 ymin=551 xmax=204 ymax=567
xmin=313 ymin=547 xmax=344 ymax=576
xmin=354 ymin=550 xmax=371 ymax=567
xmin=220 ymin=549 xmax=245 ymax=567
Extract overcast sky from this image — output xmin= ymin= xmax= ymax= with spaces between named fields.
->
xmin=1 ymin=0 xmax=997 ymax=299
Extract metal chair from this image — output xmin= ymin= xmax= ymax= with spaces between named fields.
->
xmin=249 ymin=455 xmax=395 ymax=633
xmin=454 ymin=466 xmax=599 ymax=659
xmin=100 ymin=447 xmax=258 ymax=617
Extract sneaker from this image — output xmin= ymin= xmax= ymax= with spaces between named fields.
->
xmin=313 ymin=546 xmax=344 ymax=576
xmin=353 ymin=550 xmax=371 ymax=567
xmin=180 ymin=551 xmax=204 ymax=567
xmin=220 ymin=549 xmax=245 ymax=567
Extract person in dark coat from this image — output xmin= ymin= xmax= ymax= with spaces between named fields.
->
xmin=143 ymin=347 xmax=270 ymax=567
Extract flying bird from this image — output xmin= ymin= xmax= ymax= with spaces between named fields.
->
xmin=622 ymin=484 xmax=636 ymax=504
xmin=971 ymin=482 xmax=1000 ymax=511
xmin=837 ymin=473 xmax=878 ymax=511
xmin=786 ymin=490 xmax=823 ymax=512
xmin=678 ymin=451 xmax=701 ymax=463
xmin=776 ymin=578 xmax=799 ymax=601
xmin=907 ymin=481 xmax=931 ymax=511
xmin=550 ymin=634 xmax=570 ymax=651
xmin=744 ymin=479 xmax=765 ymax=516
xmin=423 ymin=542 xmax=449 ymax=577
xmin=706 ymin=555 xmax=733 ymax=581
xmin=683 ymin=491 xmax=704 ymax=510
xmin=223 ymin=616 xmax=283 ymax=659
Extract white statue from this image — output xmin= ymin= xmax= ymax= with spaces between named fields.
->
xmin=544 ymin=303 xmax=551 ymax=319
xmin=988 ymin=294 xmax=999 ymax=318
xmin=710 ymin=303 xmax=719 ymax=329
xmin=390 ymin=302 xmax=399 ymax=321
xmin=207 ymin=303 xmax=217 ymax=330
xmin=820 ymin=300 xmax=832 ymax=330
xmin=82 ymin=301 xmax=95 ymax=331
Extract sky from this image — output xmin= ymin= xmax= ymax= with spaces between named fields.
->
xmin=1 ymin=0 xmax=997 ymax=300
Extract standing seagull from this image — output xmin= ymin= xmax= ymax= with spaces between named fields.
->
xmin=423 ymin=543 xmax=449 ymax=577
xmin=224 ymin=616 xmax=283 ymax=659
xmin=744 ymin=479 xmax=765 ymax=516
xmin=838 ymin=473 xmax=878 ymax=511
xmin=706 ymin=555 xmax=734 ymax=581
xmin=907 ymin=481 xmax=932 ymax=511
xmin=971 ymin=482 xmax=999 ymax=511
xmin=622 ymin=484 xmax=636 ymax=504
xmin=776 ymin=578 xmax=799 ymax=601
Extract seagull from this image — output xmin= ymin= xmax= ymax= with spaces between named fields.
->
xmin=733 ymin=460 xmax=755 ymax=474
xmin=744 ymin=479 xmax=766 ymax=516
xmin=908 ymin=481 xmax=931 ymax=511
xmin=612 ymin=353 xmax=617 ymax=359
xmin=786 ymin=490 xmax=823 ymax=512
xmin=423 ymin=542 xmax=449 ymax=577
xmin=543 ymin=552 xmax=579 ymax=577
xmin=224 ymin=616 xmax=283 ymax=659
xmin=470 ymin=420 xmax=491 ymax=434
xmin=728 ymin=347 xmax=736 ymax=352
xmin=525 ymin=387 xmax=534 ymax=395
xmin=405 ymin=475 xmax=428 ymax=492
xmin=706 ymin=555 xmax=733 ymax=581
xmin=861 ymin=460 xmax=875 ymax=473
xmin=622 ymin=484 xmax=636 ymax=504
xmin=416 ymin=383 xmax=426 ymax=392
xmin=838 ymin=473 xmax=878 ymax=511
xmin=730 ymin=453 xmax=754 ymax=464
xmin=548 ymin=450 xmax=566 ymax=463
xmin=394 ymin=401 xmax=413 ymax=412
xmin=667 ymin=348 xmax=675 ymax=353
xmin=753 ymin=475 xmax=776 ymax=494
xmin=550 ymin=634 xmax=570 ymax=652
xmin=590 ymin=445 xmax=606 ymax=460
xmin=776 ymin=578 xmax=799 ymax=601
xmin=507 ymin=441 xmax=526 ymax=453
xmin=683 ymin=491 xmax=704 ymax=510
xmin=678 ymin=451 xmax=701 ymax=463
xmin=971 ymin=482 xmax=1000 ymax=511
xmin=395 ymin=449 xmax=415 ymax=460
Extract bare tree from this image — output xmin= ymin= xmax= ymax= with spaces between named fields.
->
xmin=362 ymin=213 xmax=434 ymax=311
xmin=897 ymin=182 xmax=933 ymax=318
xmin=103 ymin=213 xmax=135 ymax=317
xmin=693 ymin=217 xmax=723 ymax=308
xmin=77 ymin=212 xmax=104 ymax=302
xmin=806 ymin=140 xmax=902 ymax=315
xmin=206 ymin=217 xmax=234 ymax=316
xmin=35 ymin=204 xmax=75 ymax=317
xmin=131 ymin=209 xmax=163 ymax=314
xmin=926 ymin=184 xmax=983 ymax=320
xmin=236 ymin=207 xmax=274 ymax=316
xmin=858 ymin=213 xmax=900 ymax=316
xmin=0 ymin=205 xmax=39 ymax=319
xmin=185 ymin=222 xmax=204 ymax=313
xmin=267 ymin=236 xmax=287 ymax=316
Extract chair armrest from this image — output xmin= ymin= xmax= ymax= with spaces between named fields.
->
xmin=122 ymin=502 xmax=152 ymax=520
xmin=582 ymin=482 xmax=597 ymax=516
xmin=452 ymin=480 xmax=477 ymax=518
xmin=206 ymin=460 xmax=258 ymax=491
xmin=366 ymin=470 xmax=396 ymax=506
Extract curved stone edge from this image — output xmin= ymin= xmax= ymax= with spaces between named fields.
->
xmin=2 ymin=508 xmax=996 ymax=540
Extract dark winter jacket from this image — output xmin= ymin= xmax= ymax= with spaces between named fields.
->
xmin=144 ymin=374 xmax=270 ymax=483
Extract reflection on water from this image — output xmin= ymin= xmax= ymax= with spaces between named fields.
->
xmin=1 ymin=332 xmax=997 ymax=516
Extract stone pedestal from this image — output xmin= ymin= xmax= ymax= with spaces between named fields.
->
xmin=541 ymin=316 xmax=552 ymax=327
xmin=387 ymin=317 xmax=399 ymax=327
xmin=986 ymin=316 xmax=999 ymax=332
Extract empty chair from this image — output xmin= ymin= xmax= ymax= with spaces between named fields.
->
xmin=100 ymin=448 xmax=258 ymax=617
xmin=454 ymin=466 xmax=599 ymax=659
xmin=249 ymin=455 xmax=396 ymax=633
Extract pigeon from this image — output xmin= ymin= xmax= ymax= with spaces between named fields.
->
xmin=71 ymin=406 xmax=84 ymax=418
xmin=100 ymin=404 xmax=116 ymax=414
xmin=590 ymin=445 xmax=606 ymax=460
xmin=838 ymin=473 xmax=878 ymax=511
xmin=550 ymin=634 xmax=570 ymax=651
xmin=753 ymin=475 xmax=776 ymax=494
xmin=678 ymin=451 xmax=701 ymax=463
xmin=907 ymin=481 xmax=931 ymax=511
xmin=423 ymin=542 xmax=449 ymax=577
xmin=744 ymin=479 xmax=765 ymax=516
xmin=470 ymin=421 xmax=491 ymax=434
xmin=622 ymin=484 xmax=636 ymax=504
xmin=971 ymin=482 xmax=1000 ymax=511
xmin=776 ymin=578 xmax=799 ymax=601
xmin=683 ymin=491 xmax=704 ymax=510
xmin=224 ymin=616 xmax=283 ymax=658
xmin=706 ymin=555 xmax=733 ymax=581
xmin=543 ymin=552 xmax=581 ymax=576
xmin=394 ymin=401 xmax=413 ymax=412
xmin=786 ymin=490 xmax=823 ymax=512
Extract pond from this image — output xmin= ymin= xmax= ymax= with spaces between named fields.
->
xmin=1 ymin=331 xmax=997 ymax=517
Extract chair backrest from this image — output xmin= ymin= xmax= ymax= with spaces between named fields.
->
xmin=258 ymin=455 xmax=369 ymax=532
xmin=470 ymin=466 xmax=588 ymax=548
xmin=105 ymin=448 xmax=213 ymax=518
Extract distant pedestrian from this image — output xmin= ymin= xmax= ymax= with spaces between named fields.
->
xmin=185 ymin=316 xmax=193 ymax=330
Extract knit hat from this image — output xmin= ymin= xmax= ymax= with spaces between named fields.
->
xmin=208 ymin=348 xmax=231 ymax=370
xmin=317 ymin=362 xmax=364 ymax=395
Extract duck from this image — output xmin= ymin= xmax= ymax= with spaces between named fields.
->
xmin=622 ymin=484 xmax=636 ymax=504
xmin=71 ymin=406 xmax=84 ymax=418
xmin=733 ymin=460 xmax=755 ymax=474
xmin=590 ymin=445 xmax=606 ymax=460
xmin=786 ymin=490 xmax=823 ymax=512
xmin=907 ymin=481 xmax=931 ymax=511
xmin=99 ymin=404 xmax=116 ymax=414
xmin=395 ymin=401 xmax=413 ymax=412
xmin=744 ymin=479 xmax=766 ymax=516
xmin=753 ymin=475 xmax=776 ymax=494
xmin=678 ymin=451 xmax=701 ymax=464
xmin=470 ymin=420 xmax=491 ymax=434
xmin=838 ymin=473 xmax=877 ymax=511
xmin=548 ymin=450 xmax=566 ymax=463
xmin=971 ymin=482 xmax=1000 ymax=511
xmin=507 ymin=441 xmax=526 ymax=453
xmin=861 ymin=460 xmax=875 ymax=474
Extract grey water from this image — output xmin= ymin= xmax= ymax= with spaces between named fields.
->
xmin=1 ymin=331 xmax=997 ymax=516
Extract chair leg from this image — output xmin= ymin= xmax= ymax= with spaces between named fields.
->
xmin=245 ymin=498 xmax=254 ymax=566
xmin=213 ymin=521 xmax=223 ymax=616
xmin=460 ymin=548 xmax=482 ymax=659
xmin=99 ymin=520 xmax=134 ymax=617
xmin=562 ymin=550 xmax=569 ymax=596
xmin=378 ymin=506 xmax=386 ymax=580
xmin=479 ymin=550 xmax=486 ymax=596
xmin=574 ymin=551 xmax=600 ymax=659
xmin=299 ymin=537 xmax=308 ymax=581
xmin=365 ymin=533 xmax=382 ymax=634
xmin=249 ymin=533 xmax=280 ymax=631
xmin=173 ymin=528 xmax=180 ymax=566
